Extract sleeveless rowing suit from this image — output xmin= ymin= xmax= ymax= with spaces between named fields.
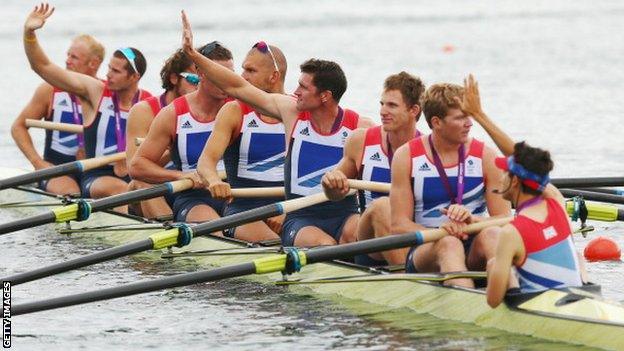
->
xmin=39 ymin=88 xmax=85 ymax=189
xmin=222 ymin=101 xmax=286 ymax=237
xmin=512 ymin=198 xmax=583 ymax=293
xmin=169 ymin=96 xmax=225 ymax=221
xmin=81 ymin=85 xmax=152 ymax=197
xmin=405 ymin=136 xmax=487 ymax=272
xmin=355 ymin=125 xmax=420 ymax=266
xmin=282 ymin=107 xmax=360 ymax=246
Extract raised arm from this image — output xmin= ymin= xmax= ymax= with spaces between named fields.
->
xmin=181 ymin=10 xmax=296 ymax=123
xmin=11 ymin=82 xmax=54 ymax=170
xmin=482 ymin=145 xmax=512 ymax=217
xmin=322 ymin=128 xmax=365 ymax=201
xmin=458 ymin=74 xmax=515 ymax=157
xmin=196 ymin=101 xmax=241 ymax=200
xmin=23 ymin=4 xmax=101 ymax=105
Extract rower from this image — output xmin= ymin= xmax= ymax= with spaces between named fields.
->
xmin=322 ymin=72 xmax=425 ymax=265
xmin=129 ymin=42 xmax=234 ymax=224
xmin=196 ymin=41 xmax=287 ymax=242
xmin=22 ymin=4 xmax=152 ymax=207
xmin=126 ymin=48 xmax=199 ymax=218
xmin=12 ymin=34 xmax=104 ymax=195
xmin=181 ymin=12 xmax=375 ymax=246
xmin=391 ymin=82 xmax=510 ymax=287
xmin=451 ymin=75 xmax=586 ymax=306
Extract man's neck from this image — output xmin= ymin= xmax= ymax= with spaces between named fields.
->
xmin=164 ymin=89 xmax=178 ymax=105
xmin=309 ymin=103 xmax=340 ymax=134
xmin=114 ymin=84 xmax=139 ymax=109
xmin=386 ymin=123 xmax=417 ymax=151
xmin=189 ymin=91 xmax=225 ymax=122
xmin=430 ymin=131 xmax=464 ymax=154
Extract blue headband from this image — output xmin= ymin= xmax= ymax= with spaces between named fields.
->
xmin=118 ymin=47 xmax=139 ymax=75
xmin=507 ymin=156 xmax=550 ymax=192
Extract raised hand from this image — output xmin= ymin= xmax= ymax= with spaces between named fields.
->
xmin=181 ymin=10 xmax=195 ymax=56
xmin=24 ymin=3 xmax=55 ymax=32
xmin=456 ymin=74 xmax=484 ymax=121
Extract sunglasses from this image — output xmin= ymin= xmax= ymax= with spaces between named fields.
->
xmin=179 ymin=72 xmax=200 ymax=85
xmin=118 ymin=47 xmax=139 ymax=75
xmin=252 ymin=41 xmax=279 ymax=72
xmin=199 ymin=41 xmax=226 ymax=58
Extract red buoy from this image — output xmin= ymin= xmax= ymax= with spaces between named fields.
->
xmin=584 ymin=236 xmax=621 ymax=261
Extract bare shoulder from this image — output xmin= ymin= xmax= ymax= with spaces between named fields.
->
xmin=357 ymin=115 xmax=377 ymax=128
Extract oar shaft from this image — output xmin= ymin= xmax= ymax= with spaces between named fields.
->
xmin=80 ymin=152 xmax=126 ymax=171
xmin=4 ymin=239 xmax=154 ymax=286
xmin=347 ymin=179 xmax=390 ymax=193
xmin=552 ymin=177 xmax=624 ymax=188
xmin=560 ymin=189 xmax=624 ymax=205
xmin=230 ymin=187 xmax=284 ymax=198
xmin=0 ymin=162 xmax=81 ymax=190
xmin=12 ymin=262 xmax=255 ymax=316
xmin=25 ymin=119 xmax=84 ymax=133
xmin=90 ymin=182 xmax=173 ymax=212
xmin=0 ymin=212 xmax=56 ymax=235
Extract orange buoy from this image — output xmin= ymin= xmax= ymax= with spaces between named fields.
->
xmin=442 ymin=44 xmax=455 ymax=53
xmin=584 ymin=236 xmax=621 ymax=261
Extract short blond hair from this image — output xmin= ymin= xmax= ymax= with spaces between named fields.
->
xmin=421 ymin=83 xmax=464 ymax=128
xmin=73 ymin=34 xmax=105 ymax=63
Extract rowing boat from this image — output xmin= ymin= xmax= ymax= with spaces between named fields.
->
xmin=1 ymin=167 xmax=623 ymax=350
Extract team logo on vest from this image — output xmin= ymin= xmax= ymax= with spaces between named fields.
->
xmin=107 ymin=103 xmax=114 ymax=111
xmin=300 ymin=127 xmax=310 ymax=136
xmin=247 ymin=119 xmax=259 ymax=128
xmin=59 ymin=99 xmax=69 ymax=107
xmin=418 ymin=162 xmax=431 ymax=171
xmin=369 ymin=152 xmax=382 ymax=161
xmin=543 ymin=226 xmax=557 ymax=240
xmin=181 ymin=120 xmax=193 ymax=129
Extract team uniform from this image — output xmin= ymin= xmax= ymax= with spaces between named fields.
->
xmin=511 ymin=198 xmax=583 ymax=292
xmin=222 ymin=101 xmax=285 ymax=237
xmin=169 ymin=96 xmax=226 ymax=222
xmin=282 ymin=108 xmax=360 ymax=246
xmin=354 ymin=126 xmax=421 ymax=266
xmin=81 ymin=85 xmax=152 ymax=197
xmin=39 ymin=88 xmax=85 ymax=190
xmin=405 ymin=136 xmax=488 ymax=272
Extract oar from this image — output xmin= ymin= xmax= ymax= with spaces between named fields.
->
xmin=10 ymin=217 xmax=510 ymax=315
xmin=565 ymin=200 xmax=624 ymax=222
xmin=573 ymin=188 xmax=624 ymax=196
xmin=25 ymin=119 xmax=84 ymax=133
xmin=3 ymin=190 xmax=344 ymax=286
xmin=551 ymin=177 xmax=624 ymax=188
xmin=0 ymin=152 xmax=126 ymax=191
xmin=0 ymin=177 xmax=275 ymax=236
xmin=561 ymin=189 xmax=624 ymax=206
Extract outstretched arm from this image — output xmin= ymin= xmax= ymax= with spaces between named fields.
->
xmin=458 ymin=74 xmax=515 ymax=157
xmin=181 ymin=10 xmax=296 ymax=123
xmin=23 ymin=4 xmax=100 ymax=105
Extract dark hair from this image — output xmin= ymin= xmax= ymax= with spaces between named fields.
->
xmin=513 ymin=141 xmax=554 ymax=195
xmin=384 ymin=71 xmax=425 ymax=115
xmin=198 ymin=42 xmax=233 ymax=61
xmin=160 ymin=49 xmax=193 ymax=91
xmin=299 ymin=59 xmax=347 ymax=102
xmin=113 ymin=47 xmax=147 ymax=78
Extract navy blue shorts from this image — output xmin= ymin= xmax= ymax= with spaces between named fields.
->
xmin=405 ymin=234 xmax=476 ymax=273
xmin=223 ymin=198 xmax=280 ymax=238
xmin=281 ymin=211 xmax=357 ymax=247
xmin=173 ymin=189 xmax=225 ymax=222
xmin=81 ymin=168 xmax=130 ymax=198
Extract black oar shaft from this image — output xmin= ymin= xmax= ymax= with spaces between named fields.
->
xmin=90 ymin=183 xmax=171 ymax=211
xmin=574 ymin=188 xmax=624 ymax=196
xmin=560 ymin=189 xmax=624 ymax=205
xmin=11 ymin=262 xmax=256 ymax=316
xmin=4 ymin=239 xmax=154 ymax=285
xmin=552 ymin=177 xmax=624 ymax=188
xmin=0 ymin=212 xmax=56 ymax=235
xmin=306 ymin=233 xmax=419 ymax=263
xmin=192 ymin=203 xmax=282 ymax=237
xmin=0 ymin=162 xmax=81 ymax=190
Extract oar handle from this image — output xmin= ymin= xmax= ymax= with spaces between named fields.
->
xmin=280 ymin=190 xmax=355 ymax=213
xmin=231 ymin=187 xmax=284 ymax=198
xmin=80 ymin=152 xmax=127 ymax=171
xmin=347 ymin=179 xmax=390 ymax=193
xmin=418 ymin=216 xmax=513 ymax=244
xmin=168 ymin=179 xmax=195 ymax=193
xmin=25 ymin=119 xmax=84 ymax=133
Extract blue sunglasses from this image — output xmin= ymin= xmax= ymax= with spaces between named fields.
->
xmin=180 ymin=72 xmax=200 ymax=85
